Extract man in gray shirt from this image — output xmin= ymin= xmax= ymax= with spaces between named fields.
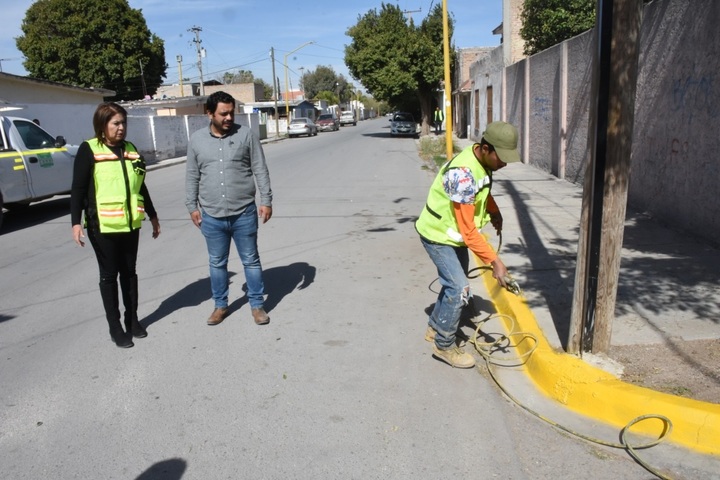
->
xmin=185 ymin=91 xmax=273 ymax=326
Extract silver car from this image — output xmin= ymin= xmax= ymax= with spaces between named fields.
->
xmin=287 ymin=118 xmax=318 ymax=138
xmin=390 ymin=112 xmax=418 ymax=138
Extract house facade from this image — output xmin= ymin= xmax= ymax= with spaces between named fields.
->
xmin=0 ymin=72 xmax=113 ymax=144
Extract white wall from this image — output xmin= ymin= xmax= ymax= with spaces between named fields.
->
xmin=14 ymin=104 xmax=100 ymax=145
xmin=127 ymin=113 xmax=260 ymax=163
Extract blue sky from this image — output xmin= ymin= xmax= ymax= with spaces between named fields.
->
xmin=1 ymin=0 xmax=503 ymax=91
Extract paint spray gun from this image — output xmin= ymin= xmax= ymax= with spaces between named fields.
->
xmin=503 ymin=274 xmax=522 ymax=296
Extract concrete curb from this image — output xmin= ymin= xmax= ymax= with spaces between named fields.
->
xmin=478 ymin=265 xmax=720 ymax=455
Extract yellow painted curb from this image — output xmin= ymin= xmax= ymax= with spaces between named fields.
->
xmin=479 ymin=270 xmax=720 ymax=456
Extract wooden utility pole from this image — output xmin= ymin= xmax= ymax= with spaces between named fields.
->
xmin=568 ymin=0 xmax=643 ymax=354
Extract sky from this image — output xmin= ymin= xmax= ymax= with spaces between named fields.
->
xmin=1 ymin=0 xmax=503 ymax=93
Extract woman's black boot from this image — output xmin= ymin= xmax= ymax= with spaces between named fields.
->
xmin=121 ymin=275 xmax=147 ymax=338
xmin=100 ymin=282 xmax=134 ymax=348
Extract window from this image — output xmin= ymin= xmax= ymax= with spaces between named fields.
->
xmin=13 ymin=120 xmax=54 ymax=150
xmin=486 ymin=86 xmax=493 ymax=126
xmin=474 ymin=89 xmax=480 ymax=132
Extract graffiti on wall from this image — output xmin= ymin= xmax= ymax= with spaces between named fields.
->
xmin=533 ymin=97 xmax=552 ymax=121
xmin=671 ymin=72 xmax=718 ymax=125
xmin=644 ymin=134 xmax=690 ymax=166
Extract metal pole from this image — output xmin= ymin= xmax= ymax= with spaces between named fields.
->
xmin=189 ymin=26 xmax=205 ymax=96
xmin=284 ymin=41 xmax=315 ymax=132
xmin=442 ymin=0 xmax=453 ymax=159
xmin=176 ymin=55 xmax=184 ymax=97
xmin=270 ymin=48 xmax=279 ymax=139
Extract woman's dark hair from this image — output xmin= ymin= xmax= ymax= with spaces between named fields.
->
xmin=93 ymin=102 xmax=127 ymax=143
xmin=206 ymin=91 xmax=236 ymax=113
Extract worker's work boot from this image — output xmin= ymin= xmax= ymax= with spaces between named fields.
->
xmin=432 ymin=345 xmax=475 ymax=368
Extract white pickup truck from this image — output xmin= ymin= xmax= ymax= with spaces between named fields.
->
xmin=0 ymin=116 xmax=77 ymax=230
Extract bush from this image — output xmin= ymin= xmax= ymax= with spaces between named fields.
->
xmin=418 ymin=136 xmax=461 ymax=169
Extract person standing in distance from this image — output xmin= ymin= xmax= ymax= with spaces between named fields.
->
xmin=71 ymin=102 xmax=161 ymax=348
xmin=433 ymin=106 xmax=444 ymax=135
xmin=415 ymin=121 xmax=521 ymax=368
xmin=185 ymin=91 xmax=273 ymax=326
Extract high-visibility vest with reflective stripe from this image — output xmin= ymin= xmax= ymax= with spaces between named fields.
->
xmin=415 ymin=144 xmax=492 ymax=246
xmin=87 ymin=139 xmax=146 ymax=233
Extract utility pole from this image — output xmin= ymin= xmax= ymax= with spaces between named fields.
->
xmin=270 ymin=47 xmax=279 ymax=138
xmin=176 ymin=55 xmax=184 ymax=97
xmin=441 ymin=0 xmax=453 ymax=159
xmin=189 ymin=26 xmax=205 ymax=96
xmin=402 ymin=8 xmax=422 ymax=21
xmin=138 ymin=60 xmax=147 ymax=98
xmin=0 ymin=57 xmax=21 ymax=73
xmin=568 ymin=0 xmax=643 ymax=355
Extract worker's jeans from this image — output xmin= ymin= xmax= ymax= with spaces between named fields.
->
xmin=201 ymin=205 xmax=265 ymax=310
xmin=421 ymin=237 xmax=470 ymax=349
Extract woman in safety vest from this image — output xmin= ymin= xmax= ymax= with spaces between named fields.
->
xmin=71 ymin=102 xmax=161 ymax=348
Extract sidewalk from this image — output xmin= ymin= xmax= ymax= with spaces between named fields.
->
xmin=447 ymin=134 xmax=720 ymax=458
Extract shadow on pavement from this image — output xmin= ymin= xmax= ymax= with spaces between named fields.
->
xmin=230 ymin=262 xmax=317 ymax=315
xmin=135 ymin=458 xmax=187 ymax=480
xmin=1 ymin=196 xmax=70 ymax=234
xmin=141 ymin=276 xmax=221 ymax=327
xmin=260 ymin=262 xmax=316 ymax=312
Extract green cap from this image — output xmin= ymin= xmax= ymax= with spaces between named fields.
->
xmin=482 ymin=121 xmax=520 ymax=163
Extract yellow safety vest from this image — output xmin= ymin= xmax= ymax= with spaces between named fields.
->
xmin=87 ymin=139 xmax=146 ymax=233
xmin=415 ymin=144 xmax=492 ymax=246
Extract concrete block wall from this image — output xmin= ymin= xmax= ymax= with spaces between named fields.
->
xmin=631 ymin=0 xmax=720 ymax=242
xmin=470 ymin=0 xmax=720 ymax=246
xmin=127 ymin=113 xmax=259 ymax=163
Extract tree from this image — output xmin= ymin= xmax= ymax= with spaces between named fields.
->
xmin=16 ymin=0 xmax=167 ymax=101
xmin=345 ymin=3 xmax=452 ymax=134
xmin=222 ymin=70 xmax=255 ymax=84
xmin=300 ymin=65 xmax=350 ymax=103
xmin=520 ymin=0 xmax=596 ymax=56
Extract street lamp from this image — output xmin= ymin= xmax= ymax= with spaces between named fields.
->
xmin=284 ymin=41 xmax=315 ymax=131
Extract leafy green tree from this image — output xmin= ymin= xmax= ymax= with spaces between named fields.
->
xmin=520 ymin=0 xmax=596 ymax=56
xmin=223 ymin=70 xmax=255 ymax=84
xmin=345 ymin=3 xmax=452 ymax=133
xmin=315 ymin=90 xmax=339 ymax=106
xmin=16 ymin=0 xmax=167 ymax=100
xmin=257 ymin=79 xmax=274 ymax=100
xmin=300 ymin=65 xmax=350 ymax=103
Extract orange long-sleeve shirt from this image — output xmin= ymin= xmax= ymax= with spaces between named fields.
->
xmin=452 ymin=194 xmax=500 ymax=264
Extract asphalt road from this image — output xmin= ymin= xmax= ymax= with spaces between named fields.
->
xmin=1 ymin=119 xmax=663 ymax=479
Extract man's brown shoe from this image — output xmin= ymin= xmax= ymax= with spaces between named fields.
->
xmin=252 ymin=307 xmax=269 ymax=325
xmin=207 ymin=307 xmax=228 ymax=326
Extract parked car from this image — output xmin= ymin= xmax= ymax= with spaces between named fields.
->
xmin=316 ymin=113 xmax=339 ymax=132
xmin=340 ymin=111 xmax=356 ymax=126
xmin=0 ymin=115 xmax=77 ymax=231
xmin=389 ymin=112 xmax=418 ymax=138
xmin=287 ymin=118 xmax=318 ymax=138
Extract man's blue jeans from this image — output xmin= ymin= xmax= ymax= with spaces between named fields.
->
xmin=421 ymin=237 xmax=470 ymax=349
xmin=201 ymin=204 xmax=265 ymax=309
